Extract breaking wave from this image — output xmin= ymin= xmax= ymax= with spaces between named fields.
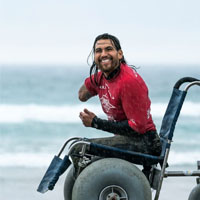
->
xmin=0 ymin=150 xmax=199 ymax=167
xmin=0 ymin=101 xmax=200 ymax=123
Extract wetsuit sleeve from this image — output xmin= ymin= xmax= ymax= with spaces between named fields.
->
xmin=121 ymin=76 xmax=150 ymax=134
xmin=91 ymin=116 xmax=139 ymax=136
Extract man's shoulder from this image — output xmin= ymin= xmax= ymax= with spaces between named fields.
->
xmin=120 ymin=64 xmax=139 ymax=82
xmin=120 ymin=64 xmax=147 ymax=91
xmin=88 ymin=71 xmax=103 ymax=84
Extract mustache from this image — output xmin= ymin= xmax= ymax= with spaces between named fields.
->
xmin=98 ymin=56 xmax=113 ymax=62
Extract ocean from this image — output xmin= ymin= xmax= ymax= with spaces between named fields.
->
xmin=0 ymin=64 xmax=200 ymax=199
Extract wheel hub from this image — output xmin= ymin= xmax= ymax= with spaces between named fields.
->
xmin=107 ymin=192 xmax=120 ymax=200
xmin=99 ymin=185 xmax=128 ymax=200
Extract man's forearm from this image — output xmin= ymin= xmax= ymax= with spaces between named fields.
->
xmin=91 ymin=116 xmax=139 ymax=136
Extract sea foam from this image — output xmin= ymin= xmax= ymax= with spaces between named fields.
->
xmin=0 ymin=150 xmax=199 ymax=167
xmin=0 ymin=101 xmax=200 ymax=123
xmin=0 ymin=104 xmax=103 ymax=123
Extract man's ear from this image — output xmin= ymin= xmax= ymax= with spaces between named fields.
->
xmin=118 ymin=49 xmax=123 ymax=60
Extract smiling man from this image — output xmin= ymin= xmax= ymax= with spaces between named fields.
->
xmin=76 ymin=33 xmax=161 ymax=178
xmin=94 ymin=39 xmax=122 ymax=76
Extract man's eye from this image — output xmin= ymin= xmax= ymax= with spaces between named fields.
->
xmin=95 ymin=49 xmax=101 ymax=53
xmin=106 ymin=47 xmax=113 ymax=51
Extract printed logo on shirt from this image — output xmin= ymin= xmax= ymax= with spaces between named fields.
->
xmin=99 ymin=85 xmax=106 ymax=89
xmin=147 ymin=108 xmax=150 ymax=119
xmin=107 ymin=115 xmax=115 ymax=121
xmin=100 ymin=83 xmax=115 ymax=100
xmin=100 ymin=94 xmax=116 ymax=113
xmin=130 ymin=119 xmax=137 ymax=125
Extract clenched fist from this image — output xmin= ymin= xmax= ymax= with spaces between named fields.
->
xmin=79 ymin=108 xmax=96 ymax=127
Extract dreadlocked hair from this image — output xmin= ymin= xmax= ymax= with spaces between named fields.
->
xmin=87 ymin=33 xmax=127 ymax=86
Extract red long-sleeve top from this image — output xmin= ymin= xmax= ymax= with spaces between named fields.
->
xmin=85 ymin=63 xmax=156 ymax=134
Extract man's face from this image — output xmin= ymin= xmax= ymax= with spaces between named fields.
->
xmin=94 ymin=39 xmax=123 ymax=76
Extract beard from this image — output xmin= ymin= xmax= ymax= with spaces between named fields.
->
xmin=97 ymin=57 xmax=119 ymax=73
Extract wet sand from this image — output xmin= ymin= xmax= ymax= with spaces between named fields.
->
xmin=0 ymin=166 xmax=197 ymax=200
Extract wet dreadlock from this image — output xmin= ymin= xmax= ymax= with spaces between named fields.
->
xmin=88 ymin=33 xmax=127 ymax=86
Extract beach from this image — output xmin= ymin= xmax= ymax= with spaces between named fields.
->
xmin=0 ymin=165 xmax=198 ymax=200
xmin=0 ymin=65 xmax=200 ymax=199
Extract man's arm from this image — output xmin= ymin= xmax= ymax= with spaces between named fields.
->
xmin=79 ymin=109 xmax=139 ymax=136
xmin=91 ymin=116 xmax=140 ymax=136
xmin=78 ymin=84 xmax=93 ymax=102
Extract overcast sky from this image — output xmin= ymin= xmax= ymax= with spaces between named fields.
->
xmin=0 ymin=0 xmax=200 ymax=66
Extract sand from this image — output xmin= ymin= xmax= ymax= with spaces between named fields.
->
xmin=0 ymin=166 xmax=198 ymax=200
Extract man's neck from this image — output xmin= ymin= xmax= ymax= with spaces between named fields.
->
xmin=104 ymin=65 xmax=121 ymax=80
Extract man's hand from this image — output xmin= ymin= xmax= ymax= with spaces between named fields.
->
xmin=79 ymin=108 xmax=96 ymax=127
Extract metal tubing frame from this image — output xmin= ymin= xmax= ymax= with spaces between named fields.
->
xmin=164 ymin=170 xmax=200 ymax=177
xmin=57 ymin=137 xmax=83 ymax=157
xmin=67 ymin=140 xmax=91 ymax=156
xmin=184 ymin=81 xmax=200 ymax=91
xmin=154 ymin=140 xmax=171 ymax=200
xmin=154 ymin=80 xmax=200 ymax=199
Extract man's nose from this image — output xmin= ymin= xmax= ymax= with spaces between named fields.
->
xmin=101 ymin=50 xmax=108 ymax=57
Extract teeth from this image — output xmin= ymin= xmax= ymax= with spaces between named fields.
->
xmin=101 ymin=59 xmax=110 ymax=63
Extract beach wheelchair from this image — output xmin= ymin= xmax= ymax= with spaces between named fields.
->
xmin=37 ymin=77 xmax=200 ymax=200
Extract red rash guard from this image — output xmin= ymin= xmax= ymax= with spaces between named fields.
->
xmin=85 ymin=63 xmax=156 ymax=134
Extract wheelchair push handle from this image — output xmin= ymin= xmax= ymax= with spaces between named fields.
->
xmin=57 ymin=137 xmax=82 ymax=157
xmin=174 ymin=77 xmax=200 ymax=89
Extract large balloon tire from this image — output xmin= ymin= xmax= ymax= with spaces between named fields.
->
xmin=72 ymin=158 xmax=152 ymax=200
xmin=188 ymin=184 xmax=200 ymax=200
xmin=64 ymin=165 xmax=75 ymax=200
